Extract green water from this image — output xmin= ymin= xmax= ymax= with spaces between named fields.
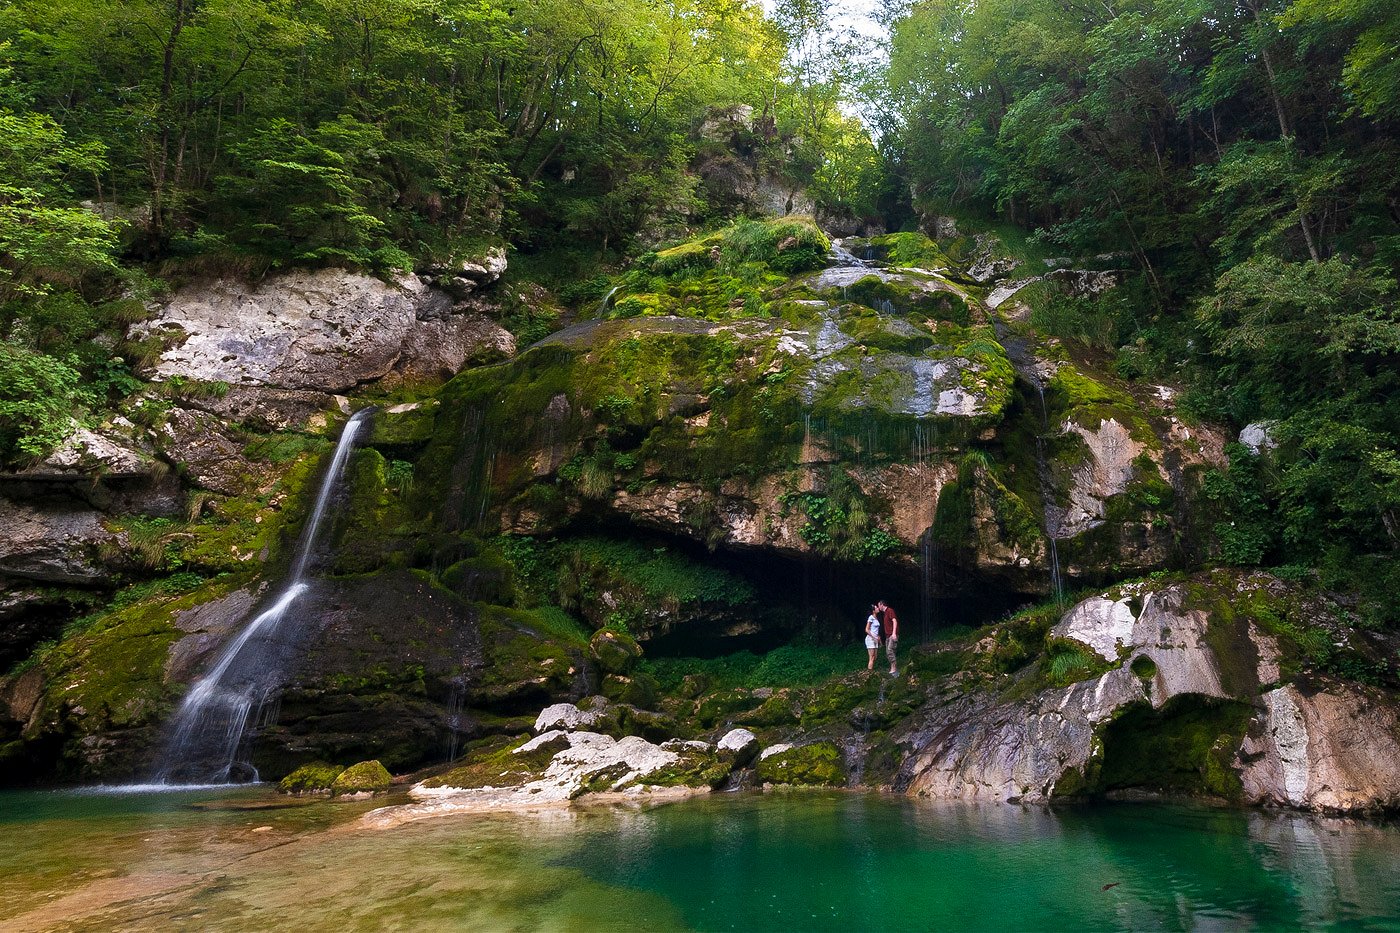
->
xmin=2 ymin=787 xmax=1398 ymax=931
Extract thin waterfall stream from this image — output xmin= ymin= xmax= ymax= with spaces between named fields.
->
xmin=151 ymin=408 xmax=372 ymax=785
xmin=1033 ymin=384 xmax=1066 ymax=603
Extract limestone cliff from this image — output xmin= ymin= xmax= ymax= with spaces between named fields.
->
xmin=2 ymin=222 xmax=1395 ymax=818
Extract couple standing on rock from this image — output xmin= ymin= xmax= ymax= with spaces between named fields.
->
xmin=864 ymin=600 xmax=899 ymax=675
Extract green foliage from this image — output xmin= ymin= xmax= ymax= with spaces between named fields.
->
xmin=779 ymin=470 xmax=901 ymax=562
xmin=0 ymin=342 xmax=80 ymax=460
xmin=3 ymin=0 xmax=859 ymax=269
xmin=386 ymin=459 xmax=415 ymax=498
xmin=1044 ymin=640 xmax=1108 ymax=687
xmin=0 ymin=108 xmax=117 ymax=302
xmin=1201 ymin=443 xmax=1278 ymax=566
xmin=881 ymin=0 xmax=1400 ymax=631
xmin=639 ymin=643 xmax=850 ymax=692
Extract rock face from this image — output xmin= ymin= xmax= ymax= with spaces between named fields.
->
xmin=134 ymin=268 xmax=513 ymax=391
xmin=0 ymin=500 xmax=121 ymax=585
xmin=893 ymin=573 xmax=1400 ymax=813
xmin=419 ymin=223 xmax=1222 ymax=612
xmin=0 ymin=567 xmax=595 ymax=783
xmin=1238 ymin=685 xmax=1400 ymax=812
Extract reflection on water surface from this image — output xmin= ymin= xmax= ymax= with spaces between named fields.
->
xmin=2 ymin=787 xmax=1398 ymax=931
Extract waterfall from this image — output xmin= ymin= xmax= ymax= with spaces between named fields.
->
xmin=1032 ymin=384 xmax=1065 ymax=602
xmin=151 ymin=408 xmax=372 ymax=784
xmin=828 ymin=239 xmax=874 ymax=269
xmin=597 ymin=285 xmax=621 ymax=316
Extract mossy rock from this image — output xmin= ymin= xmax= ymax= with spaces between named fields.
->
xmin=368 ymin=401 xmax=440 ymax=446
xmin=797 ymin=677 xmax=881 ymax=728
xmin=278 ymin=761 xmax=345 ymax=794
xmin=422 ymin=733 xmax=567 ymax=789
xmin=440 ymin=551 xmax=517 ymax=604
xmin=695 ymin=688 xmax=763 ymax=728
xmin=591 ymin=629 xmax=643 ymax=675
xmin=470 ymin=604 xmax=589 ymax=713
xmin=16 ymin=576 xmax=250 ymax=781
xmin=735 ymin=692 xmax=799 ymax=728
xmin=588 ymin=701 xmax=682 ymax=743
xmin=330 ymin=759 xmax=392 ymax=796
xmin=630 ymin=749 xmax=732 ymax=790
xmin=330 ymin=448 xmax=415 ymax=573
xmin=755 ymin=742 xmax=846 ymax=787
xmin=601 ymin=672 xmax=659 ymax=709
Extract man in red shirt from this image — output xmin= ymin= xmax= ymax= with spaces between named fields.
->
xmin=878 ymin=600 xmax=899 ymax=675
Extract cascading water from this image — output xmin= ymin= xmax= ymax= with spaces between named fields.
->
xmin=597 ymin=284 xmax=621 ymax=316
xmin=152 ymin=408 xmax=372 ymax=784
xmin=1032 ymin=384 xmax=1066 ymax=602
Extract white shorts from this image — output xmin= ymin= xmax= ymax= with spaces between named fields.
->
xmin=865 ymin=635 xmax=879 ymax=649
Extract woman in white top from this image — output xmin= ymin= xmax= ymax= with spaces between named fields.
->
xmin=864 ymin=605 xmax=882 ymax=671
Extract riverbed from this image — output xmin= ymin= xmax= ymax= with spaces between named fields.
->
xmin=2 ymin=786 xmax=1398 ymax=931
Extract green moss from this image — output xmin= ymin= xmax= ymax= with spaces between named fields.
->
xmin=631 ymin=749 xmax=732 ymax=789
xmin=754 ymin=742 xmax=846 ymax=786
xmin=797 ymin=674 xmax=923 ymax=730
xmin=1130 ymin=655 xmax=1158 ymax=679
xmin=243 ymin=432 xmax=331 ymax=465
xmin=953 ymin=328 xmax=1015 ymax=415
xmin=440 ymin=550 xmax=518 ymax=604
xmin=1094 ymin=695 xmax=1254 ymax=800
xmin=1044 ymin=364 xmax=1155 ymax=445
xmin=31 ymin=575 xmax=246 ymax=742
xmin=278 ymin=761 xmax=345 ymax=794
xmin=863 ymin=232 xmax=952 ymax=269
xmin=470 ymin=604 xmax=587 ymax=712
xmin=367 ymin=402 xmax=439 ymax=446
xmin=611 ymin=217 xmax=829 ymax=322
xmin=174 ymin=453 xmax=321 ymax=573
xmin=572 ymin=762 xmax=634 ymax=798
xmin=601 ymin=673 xmax=660 ymax=708
xmin=333 ymin=447 xmax=416 ymax=572
xmin=518 ymin=535 xmax=759 ymax=634
xmin=591 ymin=629 xmax=643 ymax=675
xmin=330 ymin=759 xmax=392 ymax=795
xmin=422 ymin=733 xmax=567 ymax=789
xmin=735 ymin=692 xmax=799 ymax=728
xmin=695 ymin=688 xmax=762 ymax=728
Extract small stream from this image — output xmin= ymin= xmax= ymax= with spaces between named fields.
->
xmin=3 ymin=786 xmax=1398 ymax=931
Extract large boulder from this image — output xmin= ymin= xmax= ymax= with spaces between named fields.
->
xmin=133 ymin=268 xmax=514 ymax=393
xmin=330 ymin=759 xmax=392 ymax=796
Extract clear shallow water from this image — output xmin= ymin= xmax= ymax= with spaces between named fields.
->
xmin=2 ymin=787 xmax=1399 ymax=931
